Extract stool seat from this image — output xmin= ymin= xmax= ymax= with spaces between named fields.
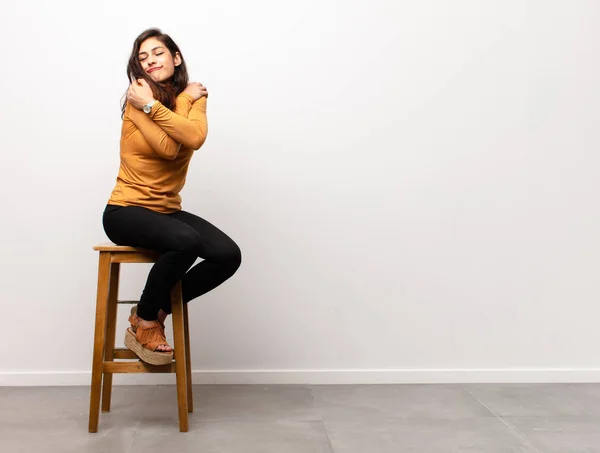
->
xmin=92 ymin=243 xmax=145 ymax=252
xmin=92 ymin=243 xmax=161 ymax=264
xmin=88 ymin=243 xmax=193 ymax=433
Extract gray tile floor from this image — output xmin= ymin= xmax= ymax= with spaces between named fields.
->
xmin=1 ymin=383 xmax=600 ymax=452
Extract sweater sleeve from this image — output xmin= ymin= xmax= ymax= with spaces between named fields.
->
xmin=173 ymin=93 xmax=195 ymax=118
xmin=124 ymin=94 xmax=196 ymax=160
xmin=146 ymin=96 xmax=208 ymax=150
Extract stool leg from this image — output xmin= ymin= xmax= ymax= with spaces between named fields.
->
xmin=102 ymin=263 xmax=120 ymax=412
xmin=89 ymin=252 xmax=111 ymax=433
xmin=171 ymin=282 xmax=188 ymax=432
xmin=183 ymin=303 xmax=193 ymax=412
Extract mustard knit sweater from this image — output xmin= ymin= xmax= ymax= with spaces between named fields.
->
xmin=108 ymin=93 xmax=208 ymax=213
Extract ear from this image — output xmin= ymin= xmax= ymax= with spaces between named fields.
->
xmin=174 ymin=52 xmax=182 ymax=67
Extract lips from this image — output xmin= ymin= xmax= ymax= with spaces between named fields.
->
xmin=147 ymin=67 xmax=162 ymax=73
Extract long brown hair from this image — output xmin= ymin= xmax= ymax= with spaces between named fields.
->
xmin=121 ymin=27 xmax=189 ymax=119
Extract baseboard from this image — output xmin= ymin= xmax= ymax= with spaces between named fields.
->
xmin=2 ymin=368 xmax=600 ymax=386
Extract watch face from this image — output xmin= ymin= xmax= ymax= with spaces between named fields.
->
xmin=143 ymin=105 xmax=151 ymax=113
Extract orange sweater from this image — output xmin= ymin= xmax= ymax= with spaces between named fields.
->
xmin=108 ymin=93 xmax=208 ymax=213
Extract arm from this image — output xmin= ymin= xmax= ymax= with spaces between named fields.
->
xmin=173 ymin=93 xmax=196 ymax=118
xmin=146 ymin=96 xmax=208 ymax=150
xmin=125 ymin=94 xmax=196 ymax=160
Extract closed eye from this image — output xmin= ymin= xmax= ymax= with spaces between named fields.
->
xmin=140 ymin=53 xmax=164 ymax=62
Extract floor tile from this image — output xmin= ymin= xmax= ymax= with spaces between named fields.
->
xmin=132 ymin=420 xmax=333 ymax=453
xmin=323 ymin=417 xmax=537 ymax=453
xmin=506 ymin=417 xmax=600 ymax=453
xmin=0 ymin=418 xmax=137 ymax=453
xmin=0 ymin=385 xmax=159 ymax=426
xmin=465 ymin=384 xmax=600 ymax=418
xmin=150 ymin=384 xmax=320 ymax=422
xmin=311 ymin=384 xmax=494 ymax=421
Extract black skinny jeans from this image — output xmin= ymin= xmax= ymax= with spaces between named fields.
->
xmin=102 ymin=204 xmax=242 ymax=321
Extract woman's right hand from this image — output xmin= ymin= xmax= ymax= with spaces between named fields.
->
xmin=182 ymin=82 xmax=208 ymax=101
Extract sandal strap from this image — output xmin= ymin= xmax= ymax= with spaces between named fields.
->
xmin=135 ymin=322 xmax=170 ymax=352
xmin=129 ymin=305 xmax=165 ymax=334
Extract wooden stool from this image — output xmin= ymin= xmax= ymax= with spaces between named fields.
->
xmin=88 ymin=244 xmax=193 ymax=433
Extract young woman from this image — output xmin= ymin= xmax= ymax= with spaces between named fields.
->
xmin=102 ymin=28 xmax=241 ymax=365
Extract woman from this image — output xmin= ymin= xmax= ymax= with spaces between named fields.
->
xmin=102 ymin=28 xmax=242 ymax=365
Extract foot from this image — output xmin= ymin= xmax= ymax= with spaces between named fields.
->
xmin=124 ymin=321 xmax=173 ymax=366
xmin=137 ymin=318 xmax=172 ymax=352
xmin=129 ymin=308 xmax=172 ymax=353
xmin=130 ymin=306 xmax=169 ymax=344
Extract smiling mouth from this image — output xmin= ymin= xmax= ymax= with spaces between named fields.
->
xmin=148 ymin=67 xmax=162 ymax=73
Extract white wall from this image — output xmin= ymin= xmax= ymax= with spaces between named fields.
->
xmin=2 ymin=0 xmax=600 ymax=385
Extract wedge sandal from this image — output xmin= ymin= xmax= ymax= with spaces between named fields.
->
xmin=125 ymin=308 xmax=173 ymax=366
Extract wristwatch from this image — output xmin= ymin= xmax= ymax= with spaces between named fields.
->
xmin=143 ymin=100 xmax=157 ymax=114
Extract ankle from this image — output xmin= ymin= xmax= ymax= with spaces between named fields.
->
xmin=158 ymin=309 xmax=168 ymax=325
xmin=137 ymin=317 xmax=160 ymax=328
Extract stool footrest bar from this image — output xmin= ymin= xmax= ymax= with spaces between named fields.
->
xmin=103 ymin=361 xmax=176 ymax=373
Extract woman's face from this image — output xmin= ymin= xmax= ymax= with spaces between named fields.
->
xmin=138 ymin=37 xmax=181 ymax=82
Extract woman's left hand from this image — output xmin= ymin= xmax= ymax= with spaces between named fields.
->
xmin=127 ymin=78 xmax=155 ymax=110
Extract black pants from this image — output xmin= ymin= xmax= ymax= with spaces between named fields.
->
xmin=102 ymin=204 xmax=242 ymax=320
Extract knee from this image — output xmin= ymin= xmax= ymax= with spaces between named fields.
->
xmin=220 ymin=243 xmax=242 ymax=273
